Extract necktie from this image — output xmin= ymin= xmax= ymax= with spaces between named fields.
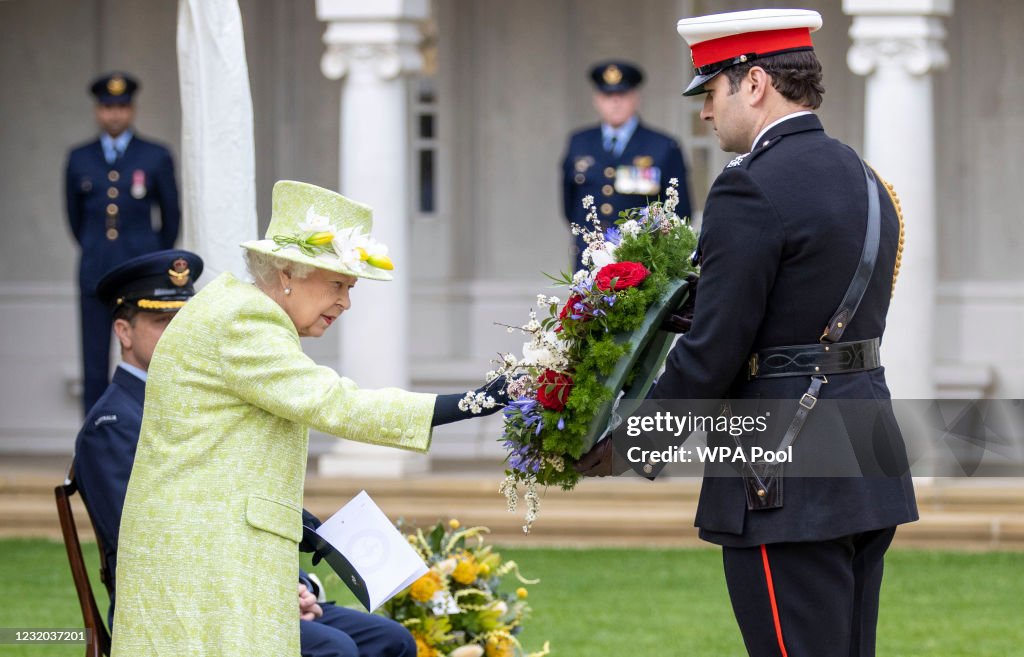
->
xmin=605 ymin=134 xmax=618 ymax=155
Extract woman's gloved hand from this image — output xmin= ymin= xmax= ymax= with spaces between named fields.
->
xmin=432 ymin=376 xmax=508 ymax=426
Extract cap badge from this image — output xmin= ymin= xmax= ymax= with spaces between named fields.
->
xmin=603 ymin=65 xmax=622 ymax=85
xmin=107 ymin=76 xmax=127 ymax=96
xmin=168 ymin=258 xmax=191 ymax=287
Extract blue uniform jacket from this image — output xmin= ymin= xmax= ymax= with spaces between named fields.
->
xmin=73 ymin=366 xmax=146 ymax=614
xmin=562 ymin=122 xmax=691 ymax=264
xmin=651 ymin=114 xmax=918 ymax=547
xmin=65 ymin=135 xmax=180 ymax=292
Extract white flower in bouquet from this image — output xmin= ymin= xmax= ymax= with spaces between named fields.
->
xmin=589 ymin=242 xmax=618 ymax=269
xmin=449 ymin=646 xmax=485 ymax=657
xmin=522 ymin=330 xmax=568 ymax=370
xmin=572 ymin=269 xmax=592 ymax=285
xmin=619 ymin=219 xmax=642 ymax=238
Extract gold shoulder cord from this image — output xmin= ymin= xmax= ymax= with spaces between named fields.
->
xmin=869 ymin=167 xmax=905 ymax=298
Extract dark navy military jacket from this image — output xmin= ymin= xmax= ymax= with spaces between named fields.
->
xmin=562 ymin=122 xmax=691 ymax=264
xmin=73 ymin=366 xmax=146 ymax=614
xmin=651 ymin=114 xmax=917 ymax=547
xmin=65 ymin=135 xmax=180 ymax=292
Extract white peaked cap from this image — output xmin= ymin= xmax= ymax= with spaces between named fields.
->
xmin=676 ymin=9 xmax=823 ymax=96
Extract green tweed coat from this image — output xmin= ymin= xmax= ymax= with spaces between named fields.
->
xmin=111 ymin=272 xmax=435 ymax=656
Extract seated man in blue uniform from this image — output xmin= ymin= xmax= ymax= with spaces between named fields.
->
xmin=65 ymin=72 xmax=181 ymax=414
xmin=561 ymin=60 xmax=692 ymax=270
xmin=73 ymin=250 xmax=415 ymax=657
xmin=578 ymin=9 xmax=917 ymax=657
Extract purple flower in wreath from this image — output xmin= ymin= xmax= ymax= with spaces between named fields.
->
xmin=604 ymin=226 xmax=622 ymax=246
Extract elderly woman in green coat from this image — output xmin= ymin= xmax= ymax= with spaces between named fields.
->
xmin=111 ymin=181 xmax=499 ymax=656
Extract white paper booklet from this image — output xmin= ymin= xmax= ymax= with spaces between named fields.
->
xmin=312 ymin=490 xmax=428 ymax=611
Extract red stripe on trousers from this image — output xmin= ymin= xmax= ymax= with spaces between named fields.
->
xmin=760 ymin=544 xmax=789 ymax=657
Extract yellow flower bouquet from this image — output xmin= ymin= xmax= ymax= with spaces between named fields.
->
xmin=380 ymin=520 xmax=551 ymax=657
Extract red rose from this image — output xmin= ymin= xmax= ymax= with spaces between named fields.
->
xmin=536 ymin=369 xmax=573 ymax=411
xmin=595 ymin=261 xmax=649 ymax=291
xmin=558 ymin=294 xmax=584 ymax=321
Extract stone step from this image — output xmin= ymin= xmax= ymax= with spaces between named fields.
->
xmin=3 ymin=474 xmax=1023 ymax=550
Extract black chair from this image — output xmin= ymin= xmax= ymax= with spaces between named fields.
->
xmin=55 ymin=467 xmax=112 ymax=657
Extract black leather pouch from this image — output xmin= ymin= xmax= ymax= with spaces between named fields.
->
xmin=743 ymin=462 xmax=784 ymax=510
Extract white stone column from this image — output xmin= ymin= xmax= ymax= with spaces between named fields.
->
xmin=844 ymin=0 xmax=952 ymax=399
xmin=315 ymin=0 xmax=430 ymax=477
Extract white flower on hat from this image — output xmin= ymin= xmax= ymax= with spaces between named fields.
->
xmin=298 ymin=206 xmax=333 ymax=233
xmin=331 ymin=227 xmax=395 ymax=273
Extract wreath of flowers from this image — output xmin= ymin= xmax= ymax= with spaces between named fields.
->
xmin=380 ymin=519 xmax=550 ymax=657
xmin=465 ymin=180 xmax=698 ymax=532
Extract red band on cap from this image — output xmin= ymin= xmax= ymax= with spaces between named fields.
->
xmin=691 ymin=28 xmax=813 ymax=68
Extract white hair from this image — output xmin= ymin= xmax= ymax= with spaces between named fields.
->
xmin=243 ymin=250 xmax=316 ymax=289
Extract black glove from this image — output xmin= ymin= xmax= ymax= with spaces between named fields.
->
xmin=661 ymin=273 xmax=699 ymax=334
xmin=432 ymin=376 xmax=509 ymax=427
xmin=299 ymin=508 xmax=327 ymax=565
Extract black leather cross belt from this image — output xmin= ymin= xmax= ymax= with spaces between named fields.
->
xmin=748 ymin=337 xmax=881 ymax=379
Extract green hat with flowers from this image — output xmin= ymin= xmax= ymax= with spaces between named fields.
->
xmin=241 ymin=180 xmax=394 ymax=281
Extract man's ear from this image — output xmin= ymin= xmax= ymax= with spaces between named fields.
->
xmin=747 ymin=66 xmax=771 ymax=105
xmin=113 ymin=318 xmax=133 ymax=351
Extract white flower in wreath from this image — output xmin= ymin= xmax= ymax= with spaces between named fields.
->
xmin=619 ymin=219 xmax=642 ymax=238
xmin=298 ymin=206 xmax=333 ymax=233
xmin=589 ymin=242 xmax=618 ymax=269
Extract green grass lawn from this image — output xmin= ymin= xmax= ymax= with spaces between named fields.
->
xmin=0 ymin=539 xmax=1021 ymax=656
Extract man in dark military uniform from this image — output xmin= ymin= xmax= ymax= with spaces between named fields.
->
xmin=561 ymin=60 xmax=692 ymax=270
xmin=73 ymin=250 xmax=416 ymax=657
xmin=578 ymin=10 xmax=917 ymax=657
xmin=65 ymin=72 xmax=180 ymax=413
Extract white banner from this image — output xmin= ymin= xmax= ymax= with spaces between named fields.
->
xmin=176 ymin=0 xmax=257 ymax=283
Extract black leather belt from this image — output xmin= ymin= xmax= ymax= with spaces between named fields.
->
xmin=748 ymin=337 xmax=880 ymax=380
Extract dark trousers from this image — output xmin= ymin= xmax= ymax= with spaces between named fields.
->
xmin=79 ymin=292 xmax=113 ymax=414
xmin=722 ymin=527 xmax=896 ymax=657
xmin=301 ymin=603 xmax=416 ymax=657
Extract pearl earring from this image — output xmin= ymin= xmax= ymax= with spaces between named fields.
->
xmin=284 ymin=287 xmax=292 ymax=295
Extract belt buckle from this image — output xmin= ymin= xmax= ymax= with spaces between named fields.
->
xmin=748 ymin=354 xmax=759 ymax=378
xmin=799 ymin=392 xmax=817 ymax=410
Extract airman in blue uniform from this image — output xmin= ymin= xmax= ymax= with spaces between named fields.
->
xmin=561 ymin=60 xmax=692 ymax=270
xmin=73 ymin=250 xmax=415 ymax=657
xmin=65 ymin=72 xmax=180 ymax=413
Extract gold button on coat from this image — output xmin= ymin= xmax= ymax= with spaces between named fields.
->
xmin=107 ymin=187 xmax=119 ymax=199
xmin=602 ymin=184 xmax=614 ymax=196
xmin=600 ymin=203 xmax=613 ymax=215
xmin=106 ymin=228 xmax=119 ymax=240
xmin=575 ymin=173 xmax=585 ymax=184
xmin=106 ymin=203 xmax=118 ymax=215
xmin=604 ymin=166 xmax=616 ymax=178
xmin=108 ymin=170 xmax=120 ymax=182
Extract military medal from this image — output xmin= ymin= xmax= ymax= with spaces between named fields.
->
xmin=131 ymin=170 xmax=146 ymax=199
xmin=614 ymin=163 xmax=661 ymax=195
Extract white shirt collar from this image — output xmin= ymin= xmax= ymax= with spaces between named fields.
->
xmin=118 ymin=362 xmax=147 ymax=382
xmin=750 ymin=111 xmax=813 ymax=152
